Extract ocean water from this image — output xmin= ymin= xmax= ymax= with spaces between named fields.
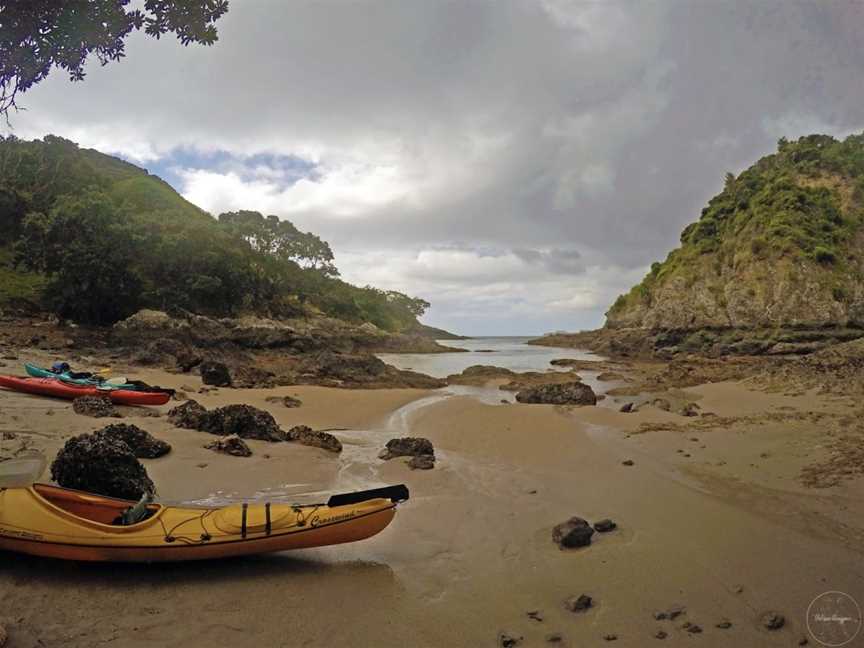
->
xmin=377 ymin=336 xmax=602 ymax=378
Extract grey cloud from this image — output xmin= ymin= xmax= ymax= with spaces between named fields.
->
xmin=8 ymin=1 xmax=864 ymax=333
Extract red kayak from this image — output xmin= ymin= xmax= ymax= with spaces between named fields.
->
xmin=0 ymin=376 xmax=170 ymax=406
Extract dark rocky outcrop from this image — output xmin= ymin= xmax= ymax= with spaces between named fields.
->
xmin=205 ymin=434 xmax=252 ymax=457
xmin=98 ymin=424 xmax=171 ymax=458
xmin=379 ymin=437 xmax=435 ymax=460
xmin=51 ymin=432 xmax=154 ymax=499
xmin=287 ymin=425 xmax=342 ymax=453
xmin=200 ymin=360 xmax=231 ymax=387
xmin=552 ymin=516 xmax=595 ymax=548
xmin=515 ymin=382 xmax=596 ymax=406
xmin=446 ymin=365 xmax=516 ymax=385
xmin=169 ymin=400 xmax=287 ymax=442
xmin=72 ymin=395 xmax=119 ymax=418
xmin=168 ymin=400 xmax=209 ymax=429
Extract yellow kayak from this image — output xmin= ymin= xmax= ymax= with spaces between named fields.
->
xmin=0 ymin=482 xmax=407 ymax=562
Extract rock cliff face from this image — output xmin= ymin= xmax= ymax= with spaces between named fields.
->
xmin=113 ymin=309 xmax=460 ymax=354
xmin=605 ymin=134 xmax=864 ymax=333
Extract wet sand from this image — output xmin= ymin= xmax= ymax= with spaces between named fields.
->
xmin=0 ymin=354 xmax=862 ymax=647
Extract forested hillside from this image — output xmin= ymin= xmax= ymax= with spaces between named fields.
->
xmin=0 ymin=135 xmax=430 ymax=331
xmin=606 ymin=133 xmax=864 ymax=331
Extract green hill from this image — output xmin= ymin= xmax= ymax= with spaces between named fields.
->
xmin=606 ymin=133 xmax=864 ymax=333
xmin=0 ymin=135 xmax=433 ymax=332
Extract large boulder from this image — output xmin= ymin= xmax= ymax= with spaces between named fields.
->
xmin=200 ymin=360 xmax=232 ymax=387
xmin=98 ymin=424 xmax=171 ymax=459
xmin=72 ymin=395 xmax=119 ymax=418
xmin=287 ymin=425 xmax=342 ymax=453
xmin=169 ymin=400 xmax=287 ymax=442
xmin=515 ymin=382 xmax=597 ymax=405
xmin=168 ymin=400 xmax=209 ymax=429
xmin=51 ymin=432 xmax=154 ymax=499
xmin=379 ymin=437 xmax=435 ymax=460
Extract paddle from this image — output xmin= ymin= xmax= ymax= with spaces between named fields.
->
xmin=326 ymin=484 xmax=409 ymax=507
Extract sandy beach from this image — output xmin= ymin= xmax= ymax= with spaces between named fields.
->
xmin=0 ymin=347 xmax=861 ymax=648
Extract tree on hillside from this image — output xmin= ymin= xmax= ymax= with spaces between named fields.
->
xmin=16 ymin=190 xmax=142 ymax=324
xmin=0 ymin=0 xmax=229 ymax=119
xmin=218 ymin=210 xmax=340 ymax=277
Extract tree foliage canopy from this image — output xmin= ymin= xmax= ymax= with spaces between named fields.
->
xmin=0 ymin=135 xmax=431 ymax=330
xmin=0 ymin=0 xmax=229 ymax=117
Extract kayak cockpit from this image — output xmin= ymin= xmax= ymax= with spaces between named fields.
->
xmin=32 ymin=484 xmax=163 ymax=527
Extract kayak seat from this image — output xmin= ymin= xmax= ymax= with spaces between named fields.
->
xmin=34 ymin=484 xmax=161 ymax=526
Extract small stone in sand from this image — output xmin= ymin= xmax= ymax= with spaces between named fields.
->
xmin=498 ymin=632 xmax=522 ymax=647
xmin=565 ymin=594 xmax=593 ymax=612
xmin=603 ymin=634 xmax=618 ymax=641
xmin=716 ymin=620 xmax=732 ymax=629
xmin=622 ymin=459 xmax=634 ymax=466
xmin=593 ymin=519 xmax=617 ymax=533
xmin=545 ymin=633 xmax=563 ymax=643
xmin=553 ymin=518 xmax=595 ymax=549
xmin=667 ymin=605 xmax=685 ymax=620
xmin=761 ymin=612 xmax=785 ymax=630
xmin=619 ymin=402 xmax=633 ymax=413
xmin=653 ymin=612 xmax=668 ymax=620
xmin=733 ymin=585 xmax=744 ymax=594
xmin=196 ymin=463 xmax=208 ymax=468
xmin=686 ymin=624 xmax=702 ymax=634
xmin=527 ymin=610 xmax=543 ymax=622
xmin=654 ymin=630 xmax=667 ymax=639
xmin=205 ymin=434 xmax=252 ymax=458
xmin=682 ymin=453 xmax=691 ymax=458
xmin=798 ymin=635 xmax=809 ymax=645
xmin=527 ymin=489 xmax=538 ymax=495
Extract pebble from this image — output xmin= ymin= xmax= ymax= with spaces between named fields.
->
xmin=622 ymin=459 xmax=634 ymax=466
xmin=545 ymin=633 xmax=563 ymax=643
xmin=565 ymin=594 xmax=593 ymax=612
xmin=761 ymin=612 xmax=785 ymax=630
xmin=527 ymin=610 xmax=543 ymax=622
xmin=687 ymin=624 xmax=702 ymax=634
xmin=603 ymin=634 xmax=618 ymax=641
xmin=654 ymin=630 xmax=667 ymax=639
xmin=733 ymin=585 xmax=744 ymax=594
xmin=498 ymin=632 xmax=522 ymax=647
xmin=667 ymin=605 xmax=685 ymax=620
xmin=716 ymin=620 xmax=732 ymax=629
xmin=798 ymin=635 xmax=809 ymax=645
xmin=593 ymin=519 xmax=617 ymax=533
xmin=196 ymin=463 xmax=208 ymax=468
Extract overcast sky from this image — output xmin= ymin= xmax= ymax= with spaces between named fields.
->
xmin=8 ymin=1 xmax=864 ymax=335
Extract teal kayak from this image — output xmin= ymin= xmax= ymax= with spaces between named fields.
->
xmin=23 ymin=364 xmax=132 ymax=390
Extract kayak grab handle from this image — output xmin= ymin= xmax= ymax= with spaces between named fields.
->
xmin=327 ymin=484 xmax=409 ymax=507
